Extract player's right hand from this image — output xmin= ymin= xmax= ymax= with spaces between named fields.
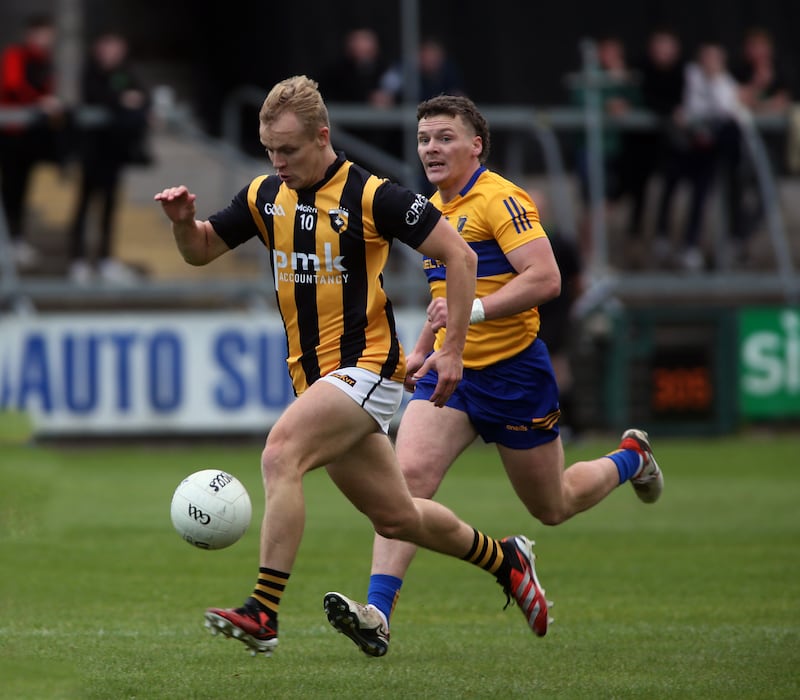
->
xmin=154 ymin=185 xmax=197 ymax=224
xmin=413 ymin=347 xmax=462 ymax=407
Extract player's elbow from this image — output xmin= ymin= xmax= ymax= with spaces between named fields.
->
xmin=465 ymin=245 xmax=478 ymax=273
xmin=182 ymin=252 xmax=210 ymax=267
xmin=444 ymin=241 xmax=477 ymax=274
xmin=178 ymin=240 xmax=218 ymax=266
xmin=178 ymin=246 xmax=208 ymax=267
xmin=443 ymin=246 xmax=477 ymax=293
xmin=533 ymin=263 xmax=561 ymax=304
xmin=542 ymin=272 xmax=561 ymax=304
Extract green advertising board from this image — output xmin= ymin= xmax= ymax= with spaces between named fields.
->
xmin=739 ymin=307 xmax=800 ymax=418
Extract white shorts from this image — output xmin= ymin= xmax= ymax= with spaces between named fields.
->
xmin=318 ymin=367 xmax=403 ymax=433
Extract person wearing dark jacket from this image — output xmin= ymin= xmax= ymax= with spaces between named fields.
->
xmin=67 ymin=31 xmax=150 ymax=284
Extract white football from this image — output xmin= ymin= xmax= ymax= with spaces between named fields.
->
xmin=170 ymin=469 xmax=252 ymax=550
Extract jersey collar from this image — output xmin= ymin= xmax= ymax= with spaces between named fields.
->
xmin=300 ymin=151 xmax=347 ymax=194
xmin=459 ymin=165 xmax=487 ymax=197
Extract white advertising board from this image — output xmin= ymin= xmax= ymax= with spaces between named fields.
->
xmin=0 ymin=310 xmax=425 ymax=436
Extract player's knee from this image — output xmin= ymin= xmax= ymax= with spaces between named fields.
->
xmin=260 ymin=434 xmax=296 ymax=484
xmin=533 ymin=507 xmax=569 ymax=527
xmin=371 ymin=511 xmax=418 ymax=540
xmin=260 ymin=443 xmax=279 ymax=483
xmin=401 ymin=463 xmax=440 ymax=498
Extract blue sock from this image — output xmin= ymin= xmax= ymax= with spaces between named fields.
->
xmin=607 ymin=449 xmax=643 ymax=484
xmin=367 ymin=574 xmax=403 ymax=624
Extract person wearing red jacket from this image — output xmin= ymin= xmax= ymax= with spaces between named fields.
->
xmin=0 ymin=14 xmax=62 ymax=268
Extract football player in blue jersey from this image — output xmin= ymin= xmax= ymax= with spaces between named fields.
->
xmin=325 ymin=94 xmax=664 ymax=657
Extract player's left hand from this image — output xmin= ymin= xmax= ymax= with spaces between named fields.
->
xmin=403 ymin=349 xmax=427 ymax=392
xmin=412 ymin=347 xmax=462 ymax=407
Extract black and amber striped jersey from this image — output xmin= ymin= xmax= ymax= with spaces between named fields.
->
xmin=209 ymin=154 xmax=440 ymax=394
xmin=424 ymin=166 xmax=548 ymax=369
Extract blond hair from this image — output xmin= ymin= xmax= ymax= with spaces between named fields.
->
xmin=260 ymin=75 xmax=330 ymax=137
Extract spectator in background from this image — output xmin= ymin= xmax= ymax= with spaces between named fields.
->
xmin=320 ymin=28 xmax=391 ymax=107
xmin=569 ymin=35 xmax=642 ymax=266
xmin=530 ymin=188 xmax=585 ymax=441
xmin=318 ymin=28 xmax=393 ymax=151
xmin=418 ymin=37 xmax=466 ymax=100
xmin=379 ymin=36 xmax=467 ymax=192
xmin=625 ymin=28 xmax=686 ymax=257
xmin=0 ymin=14 xmax=63 ymax=269
xmin=733 ymin=27 xmax=791 ymax=115
xmin=654 ymin=41 xmax=745 ymax=272
xmin=380 ymin=36 xmax=466 ymax=103
xmin=67 ymin=31 xmax=150 ymax=285
xmin=731 ymin=27 xmax=792 ymax=249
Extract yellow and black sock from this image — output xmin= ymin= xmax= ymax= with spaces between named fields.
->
xmin=461 ymin=528 xmax=513 ymax=584
xmin=246 ymin=567 xmax=289 ymax=620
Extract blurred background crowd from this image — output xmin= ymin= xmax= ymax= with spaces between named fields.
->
xmin=1 ymin=0 xmax=798 ymax=287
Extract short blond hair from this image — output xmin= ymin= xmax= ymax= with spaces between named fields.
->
xmin=260 ymin=75 xmax=330 ymax=137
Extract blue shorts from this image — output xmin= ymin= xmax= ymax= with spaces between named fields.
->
xmin=411 ymin=339 xmax=561 ymax=449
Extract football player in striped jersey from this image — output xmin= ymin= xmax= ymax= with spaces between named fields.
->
xmin=156 ymin=76 xmax=549 ymax=656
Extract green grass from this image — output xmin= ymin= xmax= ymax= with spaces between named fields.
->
xmin=1 ymin=433 xmax=799 ymax=699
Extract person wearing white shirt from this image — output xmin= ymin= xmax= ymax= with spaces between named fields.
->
xmin=654 ymin=42 xmax=746 ymax=271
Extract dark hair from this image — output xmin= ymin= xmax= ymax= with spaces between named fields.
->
xmin=417 ymin=94 xmax=491 ymax=163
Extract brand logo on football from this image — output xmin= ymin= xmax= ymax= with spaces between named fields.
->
xmin=188 ymin=503 xmax=211 ymax=524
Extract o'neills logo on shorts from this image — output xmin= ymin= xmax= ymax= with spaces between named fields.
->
xmin=330 ymin=373 xmax=356 ymax=387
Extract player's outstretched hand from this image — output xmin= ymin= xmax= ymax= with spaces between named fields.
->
xmin=154 ymin=185 xmax=197 ymax=224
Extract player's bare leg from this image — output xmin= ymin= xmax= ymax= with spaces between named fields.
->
xmin=206 ymin=381 xmax=381 ymax=656
xmin=498 ymin=437 xmax=619 ymax=526
xmin=370 ymin=399 xmax=478 ymax=579
xmin=325 ymin=401 xmax=550 ymax=653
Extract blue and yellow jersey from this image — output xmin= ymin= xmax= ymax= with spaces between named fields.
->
xmin=424 ymin=166 xmax=547 ymax=368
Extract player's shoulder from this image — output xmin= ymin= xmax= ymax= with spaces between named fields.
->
xmin=477 ymin=168 xmax=531 ymax=197
xmin=470 ymin=169 xmax=537 ymax=213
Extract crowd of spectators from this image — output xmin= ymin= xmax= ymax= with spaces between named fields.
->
xmin=315 ymin=24 xmax=793 ymax=274
xmin=0 ymin=14 xmax=151 ymax=284
xmin=1 ymin=17 xmax=794 ymax=284
xmin=567 ymin=26 xmax=793 ymax=272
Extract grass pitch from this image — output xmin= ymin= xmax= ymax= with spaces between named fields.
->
xmin=0 ymin=430 xmax=798 ymax=699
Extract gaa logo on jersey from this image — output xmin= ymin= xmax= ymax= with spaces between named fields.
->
xmin=264 ymin=202 xmax=286 ymax=216
xmin=329 ymin=208 xmax=349 ymax=233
